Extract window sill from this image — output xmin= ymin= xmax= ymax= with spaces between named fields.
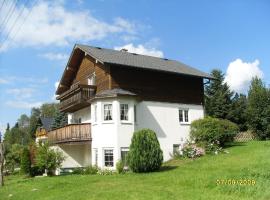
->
xmin=180 ymin=122 xmax=191 ymax=125
xmin=102 ymin=121 xmax=114 ymax=124
xmin=120 ymin=121 xmax=133 ymax=125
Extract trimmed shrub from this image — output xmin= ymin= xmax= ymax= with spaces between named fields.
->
xmin=127 ymin=129 xmax=163 ymax=173
xmin=116 ymin=160 xmax=124 ymax=174
xmin=190 ymin=117 xmax=239 ymax=146
xmin=20 ymin=147 xmax=31 ymax=175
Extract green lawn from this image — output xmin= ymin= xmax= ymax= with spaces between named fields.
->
xmin=1 ymin=141 xmax=270 ymax=200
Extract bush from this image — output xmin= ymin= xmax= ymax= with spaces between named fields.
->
xmin=29 ymin=166 xmax=44 ymax=177
xmin=116 ymin=160 xmax=124 ymax=174
xmin=190 ymin=117 xmax=239 ymax=146
xmin=98 ymin=168 xmax=114 ymax=175
xmin=20 ymin=147 xmax=31 ymax=175
xmin=72 ymin=167 xmax=84 ymax=175
xmin=5 ymin=144 xmax=23 ymax=173
xmin=84 ymin=165 xmax=98 ymax=175
xmin=35 ymin=142 xmax=65 ymax=175
xmin=127 ymin=129 xmax=163 ymax=173
xmin=72 ymin=166 xmax=98 ymax=175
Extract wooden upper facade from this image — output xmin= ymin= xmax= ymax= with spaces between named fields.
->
xmin=56 ymin=45 xmax=209 ymax=112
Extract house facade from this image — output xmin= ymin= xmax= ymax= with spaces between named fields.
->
xmin=49 ymin=44 xmax=212 ymax=169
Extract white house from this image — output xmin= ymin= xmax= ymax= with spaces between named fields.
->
xmin=48 ymin=44 xmax=212 ymax=169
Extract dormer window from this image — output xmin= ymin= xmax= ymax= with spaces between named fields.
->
xmin=88 ymin=73 xmax=96 ymax=85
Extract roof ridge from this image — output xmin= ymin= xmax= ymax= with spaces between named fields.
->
xmin=76 ymin=44 xmax=171 ymax=60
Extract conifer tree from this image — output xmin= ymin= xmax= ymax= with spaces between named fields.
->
xmin=205 ymin=69 xmax=233 ymax=119
xmin=247 ymin=77 xmax=270 ymax=139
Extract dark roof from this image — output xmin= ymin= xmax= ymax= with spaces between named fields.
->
xmin=76 ymin=44 xmax=212 ymax=79
xmin=40 ymin=117 xmax=54 ymax=131
xmin=94 ymin=88 xmax=137 ymax=98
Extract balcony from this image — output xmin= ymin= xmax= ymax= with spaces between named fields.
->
xmin=48 ymin=123 xmax=91 ymax=144
xmin=57 ymin=84 xmax=96 ymax=112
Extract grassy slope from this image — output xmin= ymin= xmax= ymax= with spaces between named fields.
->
xmin=1 ymin=141 xmax=270 ymax=200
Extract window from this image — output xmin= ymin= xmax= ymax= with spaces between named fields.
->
xmin=134 ymin=105 xmax=137 ymax=123
xmin=121 ymin=147 xmax=129 ymax=166
xmin=88 ymin=73 xmax=96 ymax=85
xmin=173 ymin=144 xmax=180 ymax=154
xmin=94 ymin=148 xmax=98 ymax=166
xmin=184 ymin=110 xmax=189 ymax=122
xmin=104 ymin=104 xmax=113 ymax=121
xmin=179 ymin=109 xmax=189 ymax=123
xmin=120 ymin=104 xmax=129 ymax=121
xmin=94 ymin=104 xmax=97 ymax=122
xmin=104 ymin=149 xmax=114 ymax=167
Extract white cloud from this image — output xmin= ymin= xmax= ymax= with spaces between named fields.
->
xmin=39 ymin=53 xmax=69 ymax=61
xmin=0 ymin=78 xmax=9 ymax=84
xmin=6 ymin=88 xmax=35 ymax=99
xmin=114 ymin=43 xmax=164 ymax=57
xmin=6 ymin=101 xmax=43 ymax=109
xmin=51 ymin=81 xmax=60 ymax=101
xmin=224 ymin=59 xmax=264 ymax=93
xmin=0 ymin=1 xmax=137 ymax=51
xmin=54 ymin=81 xmax=60 ymax=89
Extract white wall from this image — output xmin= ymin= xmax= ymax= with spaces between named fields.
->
xmin=52 ymin=144 xmax=91 ymax=168
xmin=136 ymin=101 xmax=204 ymax=161
xmin=91 ymin=99 xmax=119 ymax=168
xmin=68 ymin=107 xmax=91 ymax=124
xmin=63 ymin=97 xmax=204 ymax=169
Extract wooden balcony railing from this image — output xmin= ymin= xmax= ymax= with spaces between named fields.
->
xmin=57 ymin=84 xmax=96 ymax=112
xmin=48 ymin=123 xmax=91 ymax=144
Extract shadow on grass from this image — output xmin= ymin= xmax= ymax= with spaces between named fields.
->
xmin=158 ymin=165 xmax=178 ymax=172
xmin=224 ymin=142 xmax=248 ymax=148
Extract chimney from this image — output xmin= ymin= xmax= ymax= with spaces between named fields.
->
xmin=120 ymin=48 xmax=128 ymax=52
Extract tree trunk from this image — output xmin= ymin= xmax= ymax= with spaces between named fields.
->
xmin=0 ymin=143 xmax=4 ymax=187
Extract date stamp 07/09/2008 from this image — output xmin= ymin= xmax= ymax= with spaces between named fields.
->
xmin=216 ymin=179 xmax=256 ymax=186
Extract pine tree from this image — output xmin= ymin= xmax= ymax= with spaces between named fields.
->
xmin=51 ymin=111 xmax=68 ymax=129
xmin=227 ymin=93 xmax=248 ymax=131
xmin=247 ymin=77 xmax=270 ymax=139
xmin=205 ymin=69 xmax=233 ymax=119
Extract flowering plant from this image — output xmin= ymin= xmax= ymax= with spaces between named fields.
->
xmin=180 ymin=143 xmax=205 ymax=159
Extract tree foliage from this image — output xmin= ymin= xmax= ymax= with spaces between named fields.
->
xmin=4 ymin=144 xmax=24 ymax=172
xmin=51 ymin=110 xmax=68 ymax=130
xmin=20 ymin=147 xmax=31 ymax=175
xmin=35 ymin=142 xmax=65 ymax=175
xmin=127 ymin=129 xmax=163 ymax=173
xmin=247 ymin=77 xmax=270 ymax=140
xmin=40 ymin=103 xmax=59 ymax=118
xmin=205 ymin=69 xmax=233 ymax=119
xmin=227 ymin=93 xmax=248 ymax=131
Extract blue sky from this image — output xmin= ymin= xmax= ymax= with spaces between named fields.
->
xmin=0 ymin=0 xmax=270 ymax=132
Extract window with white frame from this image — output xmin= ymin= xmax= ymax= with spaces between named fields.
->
xmin=104 ymin=149 xmax=114 ymax=167
xmin=88 ymin=73 xmax=96 ymax=85
xmin=94 ymin=104 xmax=97 ymax=122
xmin=121 ymin=147 xmax=129 ymax=166
xmin=94 ymin=148 xmax=98 ymax=166
xmin=104 ymin=104 xmax=113 ymax=121
xmin=120 ymin=104 xmax=129 ymax=121
xmin=179 ymin=109 xmax=189 ymax=123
